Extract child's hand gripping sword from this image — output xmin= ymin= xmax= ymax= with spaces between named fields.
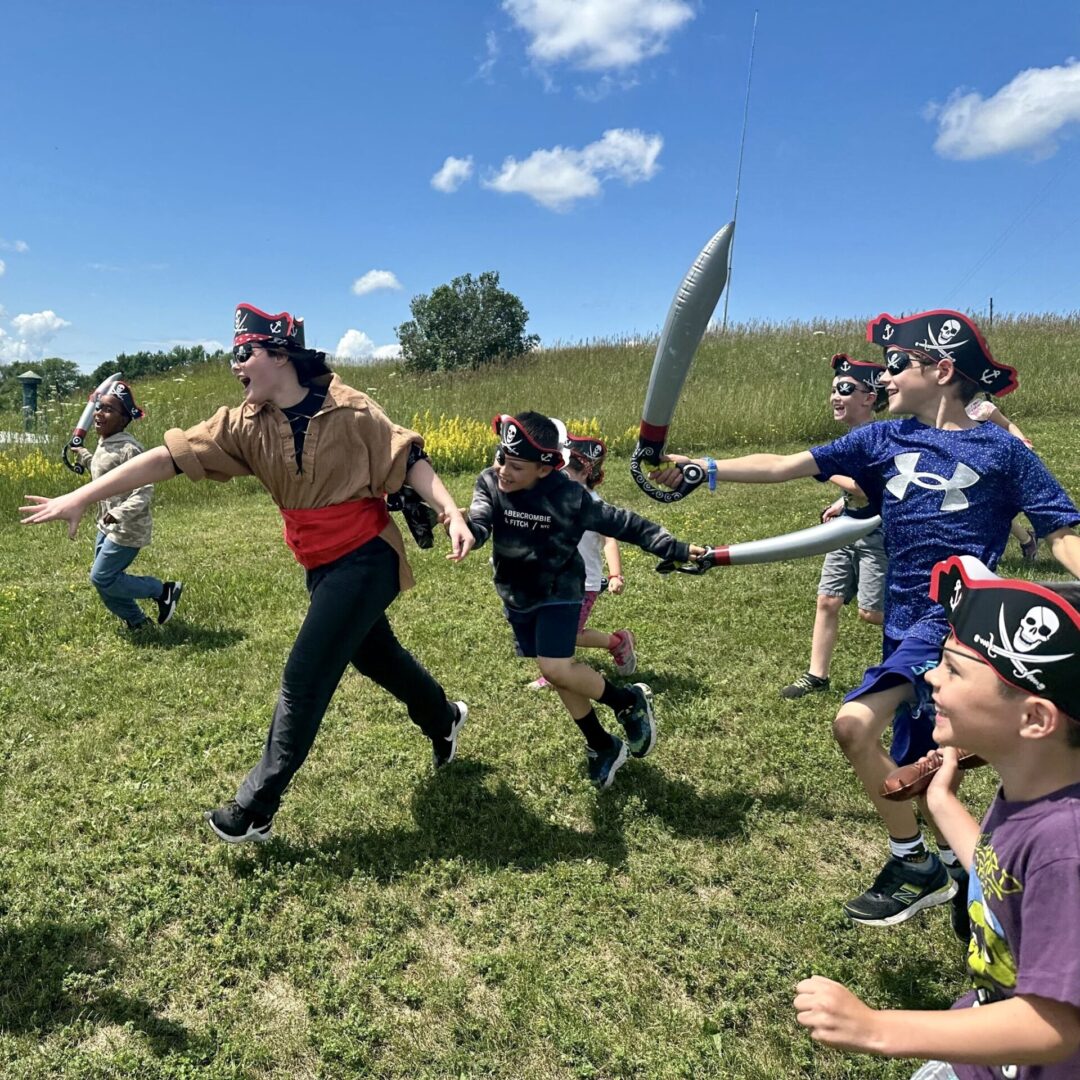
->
xmin=63 ymin=372 xmax=121 ymax=474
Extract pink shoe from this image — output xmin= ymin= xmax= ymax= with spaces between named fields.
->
xmin=528 ymin=676 xmax=550 ymax=690
xmin=609 ymin=630 xmax=637 ymax=676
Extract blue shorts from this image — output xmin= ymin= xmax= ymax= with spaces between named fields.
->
xmin=504 ymin=601 xmax=582 ymax=659
xmin=844 ymin=635 xmax=942 ymax=766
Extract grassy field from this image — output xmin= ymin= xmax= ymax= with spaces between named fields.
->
xmin=1 ymin=318 xmax=1077 ymax=1078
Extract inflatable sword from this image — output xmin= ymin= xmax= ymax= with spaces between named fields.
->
xmin=656 ymin=514 xmax=884 ymax=574
xmin=630 ymin=222 xmax=735 ymax=503
xmin=63 ymin=372 xmax=121 ymax=474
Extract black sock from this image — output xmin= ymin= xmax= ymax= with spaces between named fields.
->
xmin=598 ymin=678 xmax=635 ymax=714
xmin=575 ymin=709 xmax=614 ymax=752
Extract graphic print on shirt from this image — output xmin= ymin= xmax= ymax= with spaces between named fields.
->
xmin=885 ymin=452 xmax=981 ymax=511
xmin=966 ymin=834 xmax=1021 ymax=997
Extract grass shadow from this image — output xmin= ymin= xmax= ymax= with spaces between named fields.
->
xmin=130 ymin=621 xmax=245 ymax=652
xmin=874 ymin=953 xmax=965 ymax=1011
xmin=244 ymin=760 xmax=629 ymax=880
xmin=0 ymin=918 xmax=202 ymax=1057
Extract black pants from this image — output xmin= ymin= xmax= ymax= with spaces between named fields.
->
xmin=237 ymin=538 xmax=453 ymax=815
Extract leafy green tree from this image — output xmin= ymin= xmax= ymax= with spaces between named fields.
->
xmin=0 ymin=357 xmax=81 ymax=410
xmin=396 ymin=271 xmax=539 ymax=373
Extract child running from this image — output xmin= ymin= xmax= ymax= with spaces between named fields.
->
xmin=72 ymin=380 xmax=183 ymax=631
xmin=22 ymin=304 xmax=473 ymax=844
xmin=652 ymin=309 xmax=1080 ymax=926
xmin=461 ymin=411 xmax=706 ymax=788
xmin=781 ymin=354 xmax=887 ymax=699
xmin=795 ymin=556 xmax=1080 ymax=1080
xmin=528 ymin=432 xmax=637 ymax=690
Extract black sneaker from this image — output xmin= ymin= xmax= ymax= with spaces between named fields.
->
xmin=616 ymin=683 xmax=656 ymax=758
xmin=432 ymin=701 xmax=468 ymax=769
xmin=204 ymin=800 xmax=273 ymax=844
xmin=157 ymin=581 xmax=183 ymax=625
xmin=842 ymin=854 xmax=956 ymax=927
xmin=781 ymin=672 xmax=829 ymax=699
xmin=586 ymin=736 xmax=628 ymax=789
xmin=946 ymin=865 xmax=970 ymax=942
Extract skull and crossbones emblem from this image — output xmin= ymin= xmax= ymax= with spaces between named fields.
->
xmin=973 ymin=603 xmax=1074 ymax=691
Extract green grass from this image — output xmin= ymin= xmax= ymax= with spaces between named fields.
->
xmin=1 ymin=319 xmax=1078 ymax=1078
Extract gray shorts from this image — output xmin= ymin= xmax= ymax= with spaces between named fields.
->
xmin=817 ymin=527 xmax=887 ymax=612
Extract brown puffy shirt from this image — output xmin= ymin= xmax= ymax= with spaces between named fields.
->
xmin=163 ymin=373 xmax=421 ymax=590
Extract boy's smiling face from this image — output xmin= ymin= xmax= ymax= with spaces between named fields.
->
xmin=829 ymin=377 xmax=877 ymax=426
xmin=879 ymin=350 xmax=945 ymax=415
xmin=93 ymin=393 xmax=129 ymax=438
xmin=495 ymin=455 xmax=551 ymax=493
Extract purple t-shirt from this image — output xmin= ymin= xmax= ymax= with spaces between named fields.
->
xmin=951 ymin=782 xmax=1080 ymax=1080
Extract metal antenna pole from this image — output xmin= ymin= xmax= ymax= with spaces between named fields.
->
xmin=722 ymin=9 xmax=758 ymax=333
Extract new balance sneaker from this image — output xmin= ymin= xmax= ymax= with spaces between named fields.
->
xmin=946 ymin=865 xmax=971 ymax=942
xmin=204 ymin=800 xmax=273 ymax=844
xmin=781 ymin=672 xmax=829 ymax=699
xmin=157 ymin=581 xmax=184 ymax=625
xmin=842 ymin=854 xmax=956 ymax=927
xmin=609 ymin=629 xmax=637 ymax=676
xmin=586 ymin=736 xmax=628 ymax=790
xmin=432 ymin=701 xmax=468 ymax=769
xmin=616 ymin=683 xmax=656 ymax=759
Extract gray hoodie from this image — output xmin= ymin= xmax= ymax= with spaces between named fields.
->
xmin=74 ymin=432 xmax=153 ymax=548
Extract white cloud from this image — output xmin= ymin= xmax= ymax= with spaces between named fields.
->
xmin=0 ymin=259 xmax=5 ymax=276
xmin=0 ymin=309 xmax=71 ymax=364
xmin=431 ymin=155 xmax=475 ymax=193
xmin=476 ymin=30 xmax=499 ymax=81
xmin=0 ymin=238 xmax=29 ymax=253
xmin=483 ymin=127 xmax=662 ymax=210
xmin=334 ymin=330 xmax=401 ymax=363
xmin=930 ymin=57 xmax=1080 ymax=160
xmin=372 ymin=344 xmax=402 ymax=360
xmin=504 ymin=0 xmax=694 ymax=71
xmin=351 ymin=270 xmax=402 ymax=296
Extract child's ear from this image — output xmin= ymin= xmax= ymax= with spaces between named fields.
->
xmin=1018 ymin=698 xmax=1062 ymax=742
xmin=537 ymin=465 xmax=553 ymax=478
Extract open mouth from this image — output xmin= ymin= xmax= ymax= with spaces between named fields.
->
xmin=238 ymin=375 xmax=251 ymax=389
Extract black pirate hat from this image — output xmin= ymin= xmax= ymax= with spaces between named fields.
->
xmin=106 ymin=379 xmax=144 ymax=420
xmin=831 ymin=353 xmax=884 ymax=388
xmin=492 ymin=414 xmax=566 ymax=469
xmin=930 ymin=555 xmax=1080 ymax=717
xmin=233 ymin=304 xmax=307 ymax=350
xmin=866 ymin=310 xmax=1018 ymax=398
xmin=565 ymin=433 xmax=607 ymax=485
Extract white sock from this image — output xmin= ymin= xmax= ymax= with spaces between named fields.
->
xmin=889 ymin=833 xmax=929 ymax=863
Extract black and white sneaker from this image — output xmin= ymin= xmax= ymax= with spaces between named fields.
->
xmin=781 ymin=672 xmax=829 ymax=699
xmin=204 ymin=800 xmax=273 ymax=844
xmin=616 ymin=683 xmax=656 ymax=758
xmin=842 ymin=854 xmax=956 ymax=927
xmin=157 ymin=581 xmax=184 ymax=625
xmin=432 ymin=701 xmax=468 ymax=769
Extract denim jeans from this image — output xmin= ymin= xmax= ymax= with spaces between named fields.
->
xmin=90 ymin=532 xmax=163 ymax=627
xmin=237 ymin=537 xmax=455 ymax=816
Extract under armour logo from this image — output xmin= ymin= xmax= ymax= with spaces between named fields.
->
xmin=886 ymin=453 xmax=980 ymax=511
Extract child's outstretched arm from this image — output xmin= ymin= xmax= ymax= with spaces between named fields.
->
xmin=582 ymin=497 xmax=702 ymax=564
xmin=794 ymin=976 xmax=1080 ymax=1066
xmin=405 ymin=457 xmax=474 ymax=562
xmin=650 ymin=450 xmax=819 ymax=490
xmin=460 ymin=473 xmax=495 ymax=552
xmin=20 ymin=445 xmax=177 ymax=539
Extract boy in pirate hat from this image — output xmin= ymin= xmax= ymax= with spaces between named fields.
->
xmin=794 ymin=556 xmax=1080 ymax=1080
xmin=71 ymin=379 xmax=182 ymax=630
xmin=652 ymin=309 xmax=1080 ymax=926
xmin=781 ymin=354 xmax=887 ymax=699
xmin=23 ymin=303 xmax=474 ymax=843
xmin=460 ymin=411 xmax=706 ymax=788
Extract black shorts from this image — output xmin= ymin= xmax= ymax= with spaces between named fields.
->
xmin=504 ymin=601 xmax=582 ymax=658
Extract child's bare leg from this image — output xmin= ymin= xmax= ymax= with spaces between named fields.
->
xmin=537 ymin=656 xmax=605 ymax=713
xmin=857 ymin=608 xmax=883 ymax=626
xmin=832 ymin=683 xmax=921 ymax=838
xmin=576 ymin=628 xmax=613 ymax=650
xmin=808 ymin=593 xmax=844 ymax=678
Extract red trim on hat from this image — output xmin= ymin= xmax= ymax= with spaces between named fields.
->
xmin=491 ymin=414 xmax=566 ymax=468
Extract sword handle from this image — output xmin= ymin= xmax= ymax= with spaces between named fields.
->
xmin=630 ymin=434 xmax=705 ymax=503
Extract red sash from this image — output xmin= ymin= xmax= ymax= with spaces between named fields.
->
xmin=279 ymin=498 xmax=390 ymax=569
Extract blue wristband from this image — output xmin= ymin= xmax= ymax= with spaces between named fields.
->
xmin=706 ymin=457 xmax=717 ymax=493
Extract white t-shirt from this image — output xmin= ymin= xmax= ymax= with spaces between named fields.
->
xmin=577 ymin=529 xmax=604 ymax=592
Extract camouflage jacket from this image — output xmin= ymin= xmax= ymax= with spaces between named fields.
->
xmin=467 ymin=467 xmax=688 ymax=611
xmin=73 ymin=432 xmax=153 ymax=548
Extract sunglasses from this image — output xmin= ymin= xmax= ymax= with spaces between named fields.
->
xmin=884 ymin=348 xmax=936 ymax=376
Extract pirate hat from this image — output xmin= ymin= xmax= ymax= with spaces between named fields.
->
xmin=565 ymin=432 xmax=607 ymax=484
xmin=104 ymin=380 xmax=144 ymax=420
xmin=930 ymin=555 xmax=1080 ymax=717
xmin=233 ymin=304 xmax=307 ymax=350
xmin=831 ymin=353 xmax=884 ymax=389
xmin=867 ymin=310 xmax=1018 ymax=397
xmin=492 ymin=414 xmax=566 ymax=469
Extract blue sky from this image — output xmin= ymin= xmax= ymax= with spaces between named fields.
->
xmin=2 ymin=1 xmax=1079 ymax=372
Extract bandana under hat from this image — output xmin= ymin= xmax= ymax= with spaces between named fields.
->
xmin=831 ymin=353 xmax=884 ymax=388
xmin=565 ymin=433 xmax=607 ymax=484
xmin=233 ymin=303 xmax=306 ymax=350
xmin=866 ymin=310 xmax=1018 ymax=398
xmin=930 ymin=555 xmax=1080 ymax=716
xmin=492 ymin=414 xmax=566 ymax=469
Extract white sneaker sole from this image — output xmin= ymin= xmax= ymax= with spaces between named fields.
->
xmin=627 ymin=682 xmax=656 ymax=759
xmin=433 ymin=701 xmax=468 ymax=768
xmin=845 ymin=878 xmax=957 ymax=927
xmin=592 ymin=739 xmax=628 ymax=790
